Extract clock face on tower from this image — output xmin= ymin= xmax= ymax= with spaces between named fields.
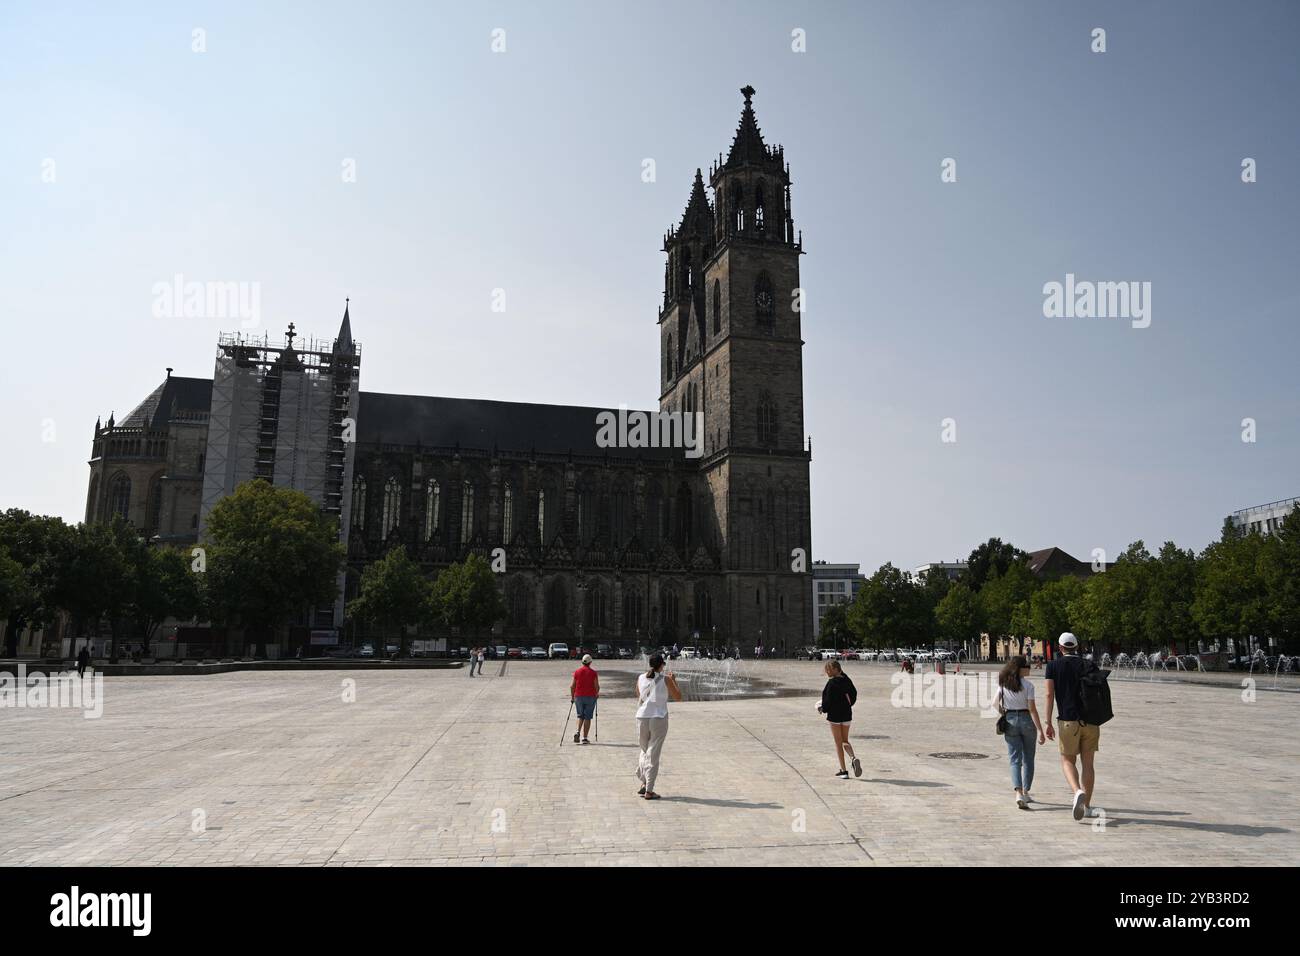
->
xmin=755 ymin=289 xmax=773 ymax=310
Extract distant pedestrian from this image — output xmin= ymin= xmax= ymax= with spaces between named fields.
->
xmin=475 ymin=647 xmax=486 ymax=675
xmin=817 ymin=660 xmax=861 ymax=778
xmin=635 ymin=653 xmax=681 ymax=799
xmin=570 ymin=654 xmax=600 ymax=744
xmin=1044 ymin=632 xmax=1101 ymax=821
xmin=76 ymin=643 xmax=90 ymax=678
xmin=467 ymin=647 xmax=477 ymax=676
xmin=997 ymin=655 xmax=1045 ymax=810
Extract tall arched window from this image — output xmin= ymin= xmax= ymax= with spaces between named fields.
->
xmin=612 ymin=488 xmax=628 ymax=547
xmin=146 ymin=478 xmax=163 ymax=534
xmin=731 ymin=184 xmax=744 ymax=232
xmin=754 ymin=185 xmax=766 ymax=231
xmin=537 ymin=489 xmax=546 ymax=542
xmin=424 ymin=479 xmax=440 ymax=541
xmin=694 ymin=584 xmax=713 ymax=630
xmin=755 ymin=272 xmax=775 ymax=331
xmin=382 ymin=477 xmax=401 ymax=540
xmin=502 ymin=483 xmax=514 ymax=542
xmin=460 ymin=481 xmax=474 ymax=545
xmin=661 ymin=587 xmax=679 ymax=631
xmin=665 ymin=335 xmax=674 ymax=381
xmin=712 ymin=279 xmax=721 ymax=334
xmin=624 ymin=590 xmax=645 ymax=631
xmin=757 ymin=391 xmax=778 ymax=445
xmin=352 ymin=476 xmax=367 ymax=529
xmin=109 ymin=473 xmax=131 ymax=522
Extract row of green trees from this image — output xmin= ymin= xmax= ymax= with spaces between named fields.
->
xmin=1 ymin=481 xmax=504 ymax=660
xmin=822 ymin=515 xmax=1300 ymax=658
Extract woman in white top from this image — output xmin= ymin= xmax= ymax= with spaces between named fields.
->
xmin=635 ymin=653 xmax=681 ymax=800
xmin=997 ymin=655 xmax=1045 ymax=809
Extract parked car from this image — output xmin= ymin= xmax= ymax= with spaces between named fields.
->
xmin=616 ymin=647 xmax=633 ymax=659
xmin=359 ymin=644 xmax=374 ymax=658
xmin=596 ymin=644 xmax=613 ymax=659
xmin=507 ymin=647 xmax=524 ymax=659
xmin=527 ymin=647 xmax=547 ymax=659
xmin=493 ymin=645 xmax=507 ymax=659
xmin=680 ymin=646 xmax=698 ymax=659
xmin=548 ymin=643 xmax=570 ymax=659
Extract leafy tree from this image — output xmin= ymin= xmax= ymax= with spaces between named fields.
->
xmin=46 ymin=518 xmax=128 ymax=655
xmin=0 ymin=510 xmax=71 ymax=656
xmin=846 ymin=563 xmax=928 ymax=651
xmin=978 ymin=561 xmax=1038 ymax=658
xmin=818 ymin=602 xmax=851 ymax=649
xmin=129 ymin=545 xmax=202 ymax=656
xmin=204 ymin=480 xmax=345 ymax=658
xmin=934 ymin=583 xmax=981 ymax=653
xmin=961 ymin=538 xmax=1026 ymax=592
xmin=1143 ymin=541 xmax=1198 ymax=655
xmin=1263 ymin=508 xmax=1300 ymax=652
xmin=348 ymin=545 xmax=430 ymax=657
xmin=1029 ymin=576 xmax=1085 ymax=651
xmin=428 ymin=553 xmax=504 ymax=644
xmin=1194 ymin=520 xmax=1272 ymax=658
xmin=0 ymin=545 xmax=30 ymax=625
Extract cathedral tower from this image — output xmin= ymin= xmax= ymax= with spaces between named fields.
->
xmin=659 ymin=86 xmax=812 ymax=651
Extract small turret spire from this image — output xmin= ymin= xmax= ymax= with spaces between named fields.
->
xmin=335 ymin=298 xmax=354 ymax=354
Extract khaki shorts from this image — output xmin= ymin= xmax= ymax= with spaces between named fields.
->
xmin=1056 ymin=719 xmax=1100 ymax=757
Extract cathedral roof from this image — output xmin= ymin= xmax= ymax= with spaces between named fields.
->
xmin=356 ymin=392 xmax=683 ymax=459
xmin=119 ymin=374 xmax=213 ymax=429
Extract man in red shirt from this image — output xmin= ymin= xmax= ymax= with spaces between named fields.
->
xmin=569 ymin=654 xmax=600 ymax=744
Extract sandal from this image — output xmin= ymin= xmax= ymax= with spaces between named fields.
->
xmin=643 ymin=792 xmax=661 ymax=800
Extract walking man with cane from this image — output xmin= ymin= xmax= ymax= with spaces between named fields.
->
xmin=569 ymin=653 xmax=600 ymax=745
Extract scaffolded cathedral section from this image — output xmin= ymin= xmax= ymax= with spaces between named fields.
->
xmin=198 ymin=312 xmax=361 ymax=626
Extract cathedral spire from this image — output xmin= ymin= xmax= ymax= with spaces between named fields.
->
xmin=335 ymin=298 xmax=354 ymax=354
xmin=723 ymin=84 xmax=777 ymax=170
xmin=678 ymin=168 xmax=713 ymax=235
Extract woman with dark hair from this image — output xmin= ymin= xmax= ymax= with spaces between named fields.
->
xmin=635 ymin=653 xmax=681 ymax=799
xmin=817 ymin=660 xmax=861 ymax=778
xmin=997 ymin=654 xmax=1045 ymax=809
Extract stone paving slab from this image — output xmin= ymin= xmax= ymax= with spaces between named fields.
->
xmin=1 ymin=661 xmax=1295 ymax=866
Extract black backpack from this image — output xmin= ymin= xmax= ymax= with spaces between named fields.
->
xmin=1078 ymin=658 xmax=1114 ymax=726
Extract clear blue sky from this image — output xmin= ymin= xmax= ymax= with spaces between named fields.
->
xmin=2 ymin=0 xmax=1297 ymax=572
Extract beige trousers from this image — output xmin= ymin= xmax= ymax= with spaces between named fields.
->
xmin=636 ymin=717 xmax=669 ymax=792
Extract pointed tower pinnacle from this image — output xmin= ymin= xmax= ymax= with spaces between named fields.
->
xmin=335 ymin=298 xmax=354 ymax=354
xmin=678 ymin=168 xmax=713 ymax=234
xmin=724 ymin=84 xmax=775 ymax=170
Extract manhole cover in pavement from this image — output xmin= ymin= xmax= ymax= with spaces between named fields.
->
xmin=929 ymin=752 xmax=989 ymax=760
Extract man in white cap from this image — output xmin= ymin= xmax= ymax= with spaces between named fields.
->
xmin=1043 ymin=632 xmax=1100 ymax=820
xmin=569 ymin=653 xmax=600 ymax=745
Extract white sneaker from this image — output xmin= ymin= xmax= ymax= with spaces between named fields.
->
xmin=1023 ymin=792 xmax=1035 ymax=804
xmin=1016 ymin=793 xmax=1027 ymax=809
xmin=1071 ymin=789 xmax=1087 ymax=820
xmin=1087 ymin=806 xmax=1104 ymax=818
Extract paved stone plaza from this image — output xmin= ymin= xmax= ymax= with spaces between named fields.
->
xmin=2 ymin=661 xmax=1296 ymax=866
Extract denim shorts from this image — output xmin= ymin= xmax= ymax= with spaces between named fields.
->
xmin=574 ymin=696 xmax=596 ymax=720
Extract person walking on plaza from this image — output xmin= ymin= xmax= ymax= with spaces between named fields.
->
xmin=467 ymin=647 xmax=477 ymax=676
xmin=76 ymin=642 xmax=91 ymax=678
xmin=1044 ymin=632 xmax=1100 ymax=820
xmin=818 ymin=660 xmax=861 ymax=778
xmin=635 ymin=653 xmax=681 ymax=799
xmin=996 ymin=655 xmax=1045 ymax=809
xmin=570 ymin=653 xmax=600 ymax=744
xmin=475 ymin=646 xmax=486 ymax=676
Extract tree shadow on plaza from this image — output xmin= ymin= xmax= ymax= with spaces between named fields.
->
xmin=659 ymin=796 xmax=783 ymax=810
xmin=1100 ymin=818 xmax=1291 ymax=837
xmin=859 ymin=779 xmax=949 ymax=788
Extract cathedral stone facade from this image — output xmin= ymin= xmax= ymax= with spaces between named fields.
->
xmin=86 ymin=87 xmax=813 ymax=653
